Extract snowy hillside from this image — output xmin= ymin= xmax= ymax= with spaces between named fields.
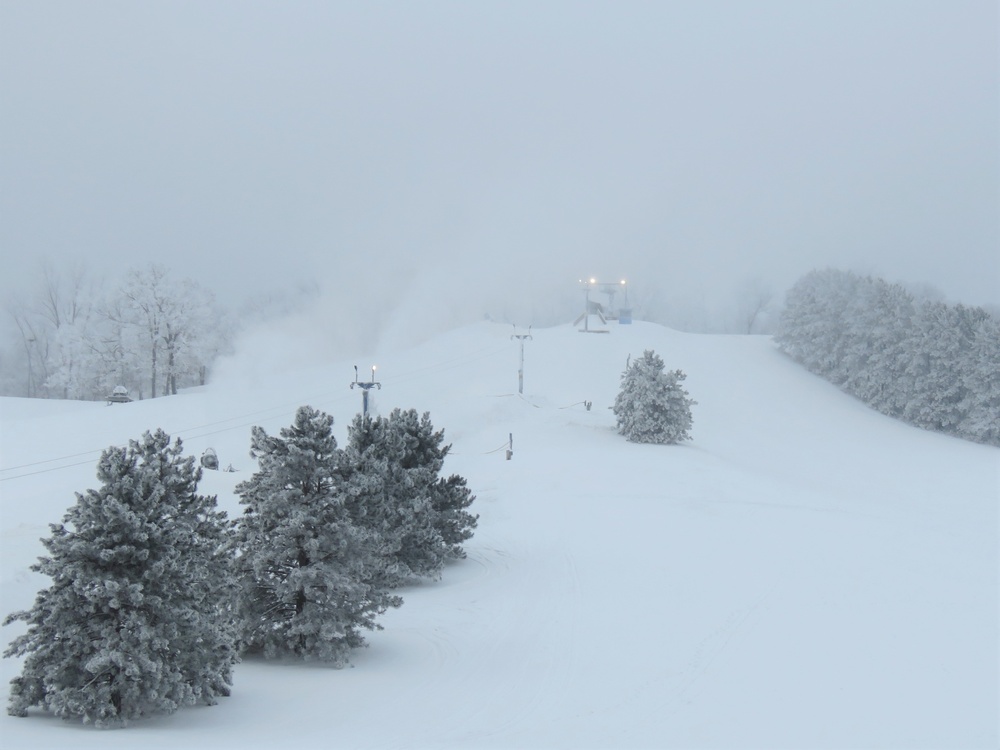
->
xmin=1 ymin=321 xmax=997 ymax=749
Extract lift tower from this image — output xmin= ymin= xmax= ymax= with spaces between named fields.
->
xmin=511 ymin=326 xmax=533 ymax=394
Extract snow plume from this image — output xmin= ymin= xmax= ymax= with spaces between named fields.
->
xmin=213 ymin=258 xmax=416 ymax=383
xmin=374 ymin=255 xmax=582 ymax=355
xmin=217 ymin=251 xmax=780 ymax=384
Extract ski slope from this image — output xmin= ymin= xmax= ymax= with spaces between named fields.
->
xmin=1 ymin=321 xmax=997 ymax=749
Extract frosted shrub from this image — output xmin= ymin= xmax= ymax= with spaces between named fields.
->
xmin=613 ymin=350 xmax=696 ymax=444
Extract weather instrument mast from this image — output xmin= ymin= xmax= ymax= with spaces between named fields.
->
xmin=350 ymin=365 xmax=381 ymax=418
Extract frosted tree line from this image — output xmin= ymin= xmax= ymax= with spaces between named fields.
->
xmin=2 ymin=262 xmax=231 ymax=401
xmin=4 ymin=407 xmax=477 ymax=726
xmin=776 ymin=269 xmax=1000 ymax=447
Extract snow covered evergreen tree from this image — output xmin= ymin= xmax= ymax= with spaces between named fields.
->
xmin=343 ymin=409 xmax=477 ymax=586
xmin=613 ymin=350 xmax=696 ymax=444
xmin=775 ymin=268 xmax=862 ymax=384
xmin=430 ymin=473 xmax=478 ymax=560
xmin=776 ymin=269 xmax=1000 ymax=446
xmin=234 ymin=406 xmax=400 ymax=663
xmin=3 ymin=430 xmax=237 ymax=726
xmin=343 ymin=410 xmax=442 ymax=586
xmin=957 ymin=312 xmax=1000 ymax=445
xmin=389 ymin=409 xmax=477 ymax=562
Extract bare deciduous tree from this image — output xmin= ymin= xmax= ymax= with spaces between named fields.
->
xmin=3 ymin=260 xmax=231 ymax=400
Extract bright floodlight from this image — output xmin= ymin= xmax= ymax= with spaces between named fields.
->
xmin=590 ymin=277 xmax=596 ymax=284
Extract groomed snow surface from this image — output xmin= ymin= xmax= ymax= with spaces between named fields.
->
xmin=1 ymin=321 xmax=997 ymax=749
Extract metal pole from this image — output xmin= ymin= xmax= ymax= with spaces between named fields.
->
xmin=518 ymin=343 xmax=524 ymax=394
xmin=511 ymin=329 xmax=532 ymax=395
xmin=351 ymin=364 xmax=381 ymax=419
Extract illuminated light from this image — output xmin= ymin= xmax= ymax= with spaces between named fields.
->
xmin=590 ymin=278 xmax=596 ymax=284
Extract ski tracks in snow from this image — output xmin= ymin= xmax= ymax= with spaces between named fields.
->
xmin=658 ymin=587 xmax=775 ymax=714
xmin=432 ymin=545 xmax=585 ymax=747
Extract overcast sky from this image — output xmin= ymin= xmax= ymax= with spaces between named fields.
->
xmin=2 ymin=1 xmax=997 ymax=336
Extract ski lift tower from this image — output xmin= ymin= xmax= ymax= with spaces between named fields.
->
xmin=575 ymin=278 xmax=630 ymax=331
xmin=511 ymin=326 xmax=533 ymax=394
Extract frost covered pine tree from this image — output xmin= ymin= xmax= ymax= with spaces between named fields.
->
xmin=234 ymin=406 xmax=400 ymax=663
xmin=613 ymin=350 xmax=696 ymax=444
xmin=343 ymin=410 xmax=443 ymax=587
xmin=342 ymin=409 xmax=478 ymax=586
xmin=430 ymin=472 xmax=478 ymax=561
xmin=958 ymin=311 xmax=1000 ymax=446
xmin=776 ymin=268 xmax=1000 ymax=447
xmin=393 ymin=409 xmax=478 ymax=563
xmin=3 ymin=430 xmax=238 ymax=726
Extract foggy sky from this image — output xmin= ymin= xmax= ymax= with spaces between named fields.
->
xmin=2 ymin=1 xmax=997 ymax=335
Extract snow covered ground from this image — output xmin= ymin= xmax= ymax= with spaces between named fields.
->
xmin=1 ymin=321 xmax=997 ymax=749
